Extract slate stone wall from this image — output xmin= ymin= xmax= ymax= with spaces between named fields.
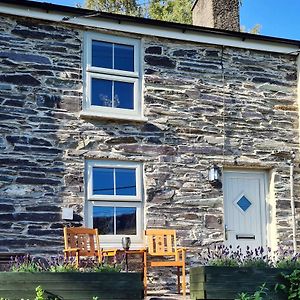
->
xmin=0 ymin=13 xmax=299 ymax=271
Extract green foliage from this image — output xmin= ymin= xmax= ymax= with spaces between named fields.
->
xmin=48 ymin=263 xmax=78 ymax=273
xmin=275 ymin=269 xmax=300 ymax=300
xmin=10 ymin=261 xmax=43 ymax=273
xmin=240 ymin=24 xmax=262 ymax=34
xmin=241 ymin=258 xmax=271 ymax=269
xmin=90 ymin=263 xmax=121 ymax=273
xmin=85 ymin=0 xmax=192 ymax=24
xmin=34 ymin=286 xmax=44 ymax=300
xmin=236 ymin=284 xmax=268 ymax=300
xmin=148 ymin=0 xmax=192 ymax=24
xmin=9 ymin=255 xmax=121 ymax=273
xmin=85 ymin=0 xmax=143 ymax=17
xmin=0 ymin=285 xmax=99 ymax=300
xmin=208 ymin=258 xmax=239 ymax=267
xmin=275 ymin=257 xmax=300 ymax=269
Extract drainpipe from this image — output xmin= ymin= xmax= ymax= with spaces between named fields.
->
xmin=289 ymin=151 xmax=297 ymax=253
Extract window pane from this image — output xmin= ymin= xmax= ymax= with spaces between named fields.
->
xmin=114 ymin=44 xmax=134 ymax=72
xmin=91 ymin=78 xmax=112 ymax=107
xmin=93 ymin=206 xmax=114 ymax=235
xmin=114 ymin=82 xmax=134 ymax=110
xmin=115 ymin=168 xmax=136 ymax=196
xmin=116 ymin=207 xmax=136 ymax=235
xmin=92 ymin=40 xmax=113 ymax=69
xmin=93 ymin=167 xmax=114 ymax=195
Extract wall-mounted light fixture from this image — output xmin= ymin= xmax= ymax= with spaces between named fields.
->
xmin=208 ymin=164 xmax=222 ymax=188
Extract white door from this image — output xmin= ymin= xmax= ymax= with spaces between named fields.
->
xmin=223 ymin=170 xmax=267 ymax=251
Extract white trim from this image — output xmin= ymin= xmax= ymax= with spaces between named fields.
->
xmin=85 ymin=160 xmax=144 ymax=247
xmin=85 ymin=72 xmax=140 ymax=116
xmin=0 ymin=3 xmax=298 ymax=54
xmin=87 ymin=160 xmax=142 ymax=201
xmin=85 ymin=31 xmax=140 ymax=77
xmin=87 ymin=201 xmax=143 ymax=246
xmin=83 ymin=31 xmax=143 ymax=120
xmin=80 ymin=110 xmax=148 ymax=122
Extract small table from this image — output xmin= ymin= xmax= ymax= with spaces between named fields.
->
xmin=118 ymin=249 xmax=147 ymax=294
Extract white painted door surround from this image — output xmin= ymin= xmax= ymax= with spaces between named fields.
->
xmin=223 ymin=170 xmax=267 ymax=251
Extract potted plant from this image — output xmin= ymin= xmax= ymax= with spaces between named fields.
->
xmin=190 ymin=245 xmax=300 ymax=300
xmin=0 ymin=255 xmax=144 ymax=300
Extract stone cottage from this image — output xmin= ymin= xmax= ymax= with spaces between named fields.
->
xmin=0 ymin=0 xmax=300 ymax=272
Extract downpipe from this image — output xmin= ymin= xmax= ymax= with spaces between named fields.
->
xmin=289 ymin=151 xmax=297 ymax=253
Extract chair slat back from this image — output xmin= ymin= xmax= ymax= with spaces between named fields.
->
xmin=64 ymin=227 xmax=100 ymax=257
xmin=146 ymin=229 xmax=177 ymax=256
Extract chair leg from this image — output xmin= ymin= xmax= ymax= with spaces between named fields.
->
xmin=177 ymin=266 xmax=181 ymax=294
xmin=143 ymin=251 xmax=147 ymax=296
xmin=75 ymin=252 xmax=79 ymax=268
xmin=182 ymin=264 xmax=186 ymax=298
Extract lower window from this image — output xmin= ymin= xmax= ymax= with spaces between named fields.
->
xmin=93 ymin=206 xmax=137 ymax=235
xmin=85 ymin=160 xmax=143 ymax=248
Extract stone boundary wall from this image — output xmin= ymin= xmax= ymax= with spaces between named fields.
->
xmin=0 ymin=14 xmax=299 ymax=265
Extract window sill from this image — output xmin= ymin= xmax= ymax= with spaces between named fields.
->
xmin=80 ymin=110 xmax=148 ymax=123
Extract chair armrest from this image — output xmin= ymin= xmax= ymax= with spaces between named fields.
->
xmin=176 ymin=248 xmax=186 ymax=261
xmin=64 ymin=248 xmax=80 ymax=252
xmin=177 ymin=247 xmax=186 ymax=252
xmin=102 ymin=248 xmax=118 ymax=255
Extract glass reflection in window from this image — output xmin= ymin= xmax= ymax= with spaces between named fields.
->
xmin=91 ymin=78 xmax=112 ymax=107
xmin=93 ymin=168 xmax=114 ymax=195
xmin=93 ymin=206 xmax=114 ymax=235
xmin=115 ymin=168 xmax=136 ymax=196
xmin=114 ymin=44 xmax=134 ymax=72
xmin=116 ymin=207 xmax=136 ymax=235
xmin=92 ymin=40 xmax=113 ymax=69
xmin=92 ymin=167 xmax=136 ymax=196
xmin=114 ymin=82 xmax=134 ymax=110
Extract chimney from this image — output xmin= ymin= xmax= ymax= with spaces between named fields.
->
xmin=192 ymin=0 xmax=240 ymax=32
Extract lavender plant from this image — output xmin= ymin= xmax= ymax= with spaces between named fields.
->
xmin=198 ymin=244 xmax=300 ymax=268
xmin=9 ymin=255 xmax=44 ymax=273
xmin=9 ymin=255 xmax=120 ymax=273
xmin=274 ymin=248 xmax=300 ymax=269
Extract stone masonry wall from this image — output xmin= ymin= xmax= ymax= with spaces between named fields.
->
xmin=0 ymin=13 xmax=299 ymax=281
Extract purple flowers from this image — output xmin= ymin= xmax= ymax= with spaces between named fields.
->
xmin=8 ymin=255 xmax=119 ymax=272
xmin=198 ymin=244 xmax=300 ymax=268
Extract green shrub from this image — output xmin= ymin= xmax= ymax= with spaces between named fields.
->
xmin=0 ymin=285 xmax=99 ymax=300
xmin=235 ymin=284 xmax=268 ymax=300
xmin=275 ymin=269 xmax=300 ymax=299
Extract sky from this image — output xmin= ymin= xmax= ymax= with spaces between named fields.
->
xmin=34 ymin=0 xmax=300 ymax=40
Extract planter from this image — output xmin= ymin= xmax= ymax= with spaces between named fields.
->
xmin=190 ymin=266 xmax=291 ymax=300
xmin=0 ymin=272 xmax=143 ymax=300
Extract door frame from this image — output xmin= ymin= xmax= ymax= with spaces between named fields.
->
xmin=222 ymin=168 xmax=270 ymax=250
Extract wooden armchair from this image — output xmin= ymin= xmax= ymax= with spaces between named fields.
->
xmin=145 ymin=229 xmax=186 ymax=297
xmin=63 ymin=227 xmax=117 ymax=267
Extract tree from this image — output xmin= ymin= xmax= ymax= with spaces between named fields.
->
xmin=85 ymin=0 xmax=143 ymax=17
xmin=148 ymin=0 xmax=192 ymax=24
xmin=240 ymin=24 xmax=262 ymax=34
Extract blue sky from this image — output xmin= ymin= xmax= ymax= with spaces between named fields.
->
xmin=36 ymin=0 xmax=300 ymax=40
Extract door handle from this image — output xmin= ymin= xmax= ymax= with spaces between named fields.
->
xmin=224 ymin=225 xmax=233 ymax=241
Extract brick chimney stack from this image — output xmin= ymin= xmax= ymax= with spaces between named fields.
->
xmin=192 ymin=0 xmax=240 ymax=32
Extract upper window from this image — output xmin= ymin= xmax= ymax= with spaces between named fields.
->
xmin=83 ymin=33 xmax=143 ymax=120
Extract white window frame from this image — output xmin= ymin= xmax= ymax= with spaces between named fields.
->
xmin=86 ymin=73 xmax=140 ymax=116
xmin=83 ymin=32 xmax=143 ymax=120
xmin=87 ymin=160 xmax=142 ymax=201
xmin=85 ymin=160 xmax=144 ymax=248
xmin=87 ymin=201 xmax=143 ymax=246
